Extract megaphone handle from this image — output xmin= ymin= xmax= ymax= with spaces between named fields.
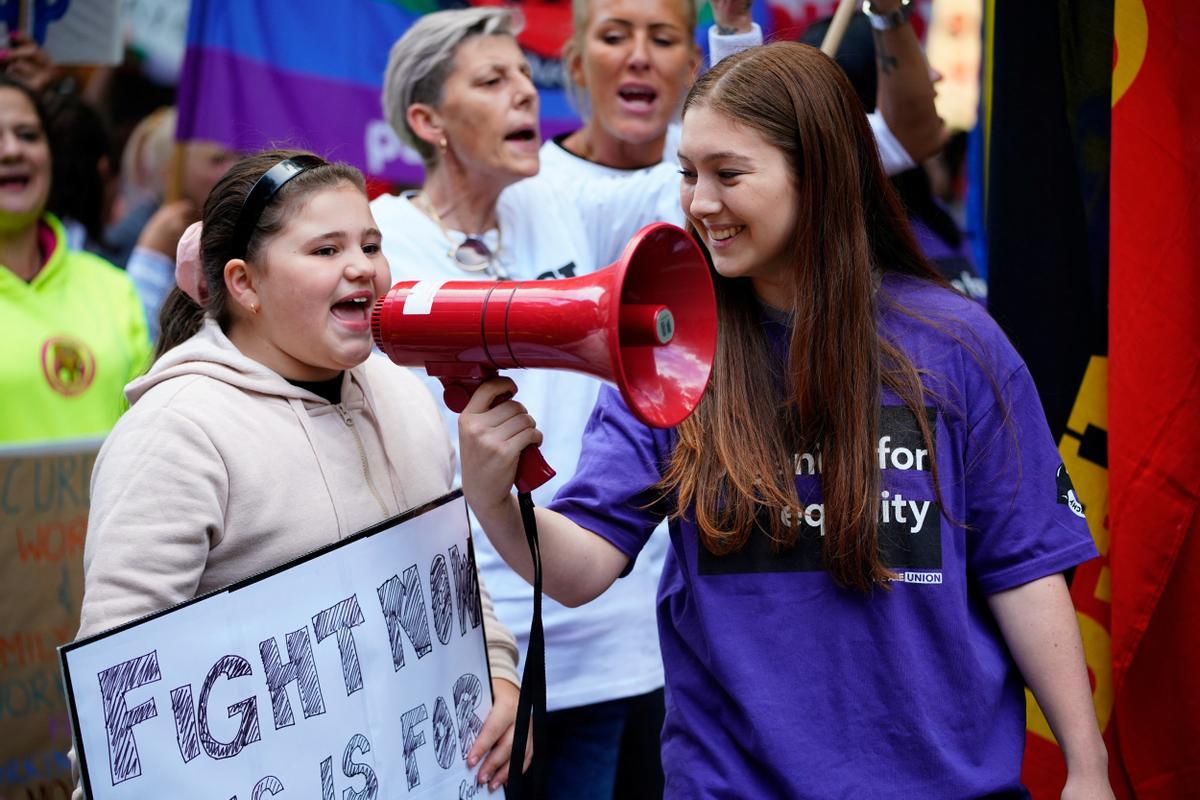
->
xmin=435 ymin=374 xmax=557 ymax=494
xmin=515 ymin=446 xmax=556 ymax=494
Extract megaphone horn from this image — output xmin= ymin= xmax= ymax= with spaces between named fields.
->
xmin=371 ymin=222 xmax=717 ymax=493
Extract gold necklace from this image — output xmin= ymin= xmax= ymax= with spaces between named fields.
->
xmin=414 ymin=192 xmax=503 ymax=274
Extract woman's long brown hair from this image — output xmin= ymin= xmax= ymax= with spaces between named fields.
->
xmin=662 ymin=42 xmax=947 ymax=593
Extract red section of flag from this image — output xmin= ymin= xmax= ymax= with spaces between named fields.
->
xmin=1108 ymin=2 xmax=1200 ymax=795
xmin=765 ymin=0 xmax=927 ymax=41
xmin=469 ymin=0 xmax=573 ymax=58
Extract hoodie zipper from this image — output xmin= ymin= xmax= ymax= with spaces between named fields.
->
xmin=336 ymin=403 xmax=391 ymax=518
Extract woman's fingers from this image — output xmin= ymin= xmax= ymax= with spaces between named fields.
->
xmin=492 ymin=411 xmax=539 ymax=443
xmin=462 ymin=377 xmax=519 ymax=414
xmin=467 ymin=679 xmax=527 ymax=791
xmin=476 ymin=712 xmax=533 ymax=791
xmin=467 ymin=708 xmax=509 ymax=772
xmin=458 ymin=377 xmax=543 ymax=514
xmin=476 ymin=723 xmax=513 ymax=790
xmin=459 ymin=382 xmax=540 ymax=460
xmin=460 ymin=410 xmax=539 ymax=462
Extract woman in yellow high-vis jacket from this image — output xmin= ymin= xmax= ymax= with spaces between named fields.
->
xmin=0 ymin=76 xmax=151 ymax=444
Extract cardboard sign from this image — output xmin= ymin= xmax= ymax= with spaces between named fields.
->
xmin=0 ymin=438 xmax=101 ymax=799
xmin=61 ymin=491 xmax=494 ymax=800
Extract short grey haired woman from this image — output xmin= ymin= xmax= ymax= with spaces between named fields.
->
xmin=380 ymin=7 xmax=537 ymax=266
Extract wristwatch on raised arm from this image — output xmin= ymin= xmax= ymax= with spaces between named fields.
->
xmin=862 ymin=0 xmax=913 ymax=30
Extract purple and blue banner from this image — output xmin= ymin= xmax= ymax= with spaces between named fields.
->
xmin=176 ymin=0 xmax=772 ymax=187
xmin=178 ymin=1 xmax=584 ymax=186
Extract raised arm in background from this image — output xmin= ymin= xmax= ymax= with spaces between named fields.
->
xmin=865 ymin=0 xmax=945 ymax=161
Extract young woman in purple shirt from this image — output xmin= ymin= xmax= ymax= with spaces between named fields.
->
xmin=458 ymin=42 xmax=1114 ymax=799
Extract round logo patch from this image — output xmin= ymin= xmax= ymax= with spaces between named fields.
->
xmin=41 ymin=336 xmax=96 ymax=397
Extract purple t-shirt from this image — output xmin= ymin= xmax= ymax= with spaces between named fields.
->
xmin=909 ymin=214 xmax=988 ymax=304
xmin=549 ymin=274 xmax=1097 ymax=798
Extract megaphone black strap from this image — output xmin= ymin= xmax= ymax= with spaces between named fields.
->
xmin=507 ymin=491 xmax=547 ymax=799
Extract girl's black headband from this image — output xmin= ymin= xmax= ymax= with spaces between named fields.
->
xmin=229 ymin=155 xmax=326 ymax=259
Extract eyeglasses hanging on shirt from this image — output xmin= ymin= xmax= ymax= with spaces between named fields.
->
xmin=413 ymin=192 xmax=509 ymax=279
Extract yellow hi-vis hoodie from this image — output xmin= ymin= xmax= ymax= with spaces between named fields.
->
xmin=0 ymin=214 xmax=151 ymax=444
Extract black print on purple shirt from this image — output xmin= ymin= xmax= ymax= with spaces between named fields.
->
xmin=699 ymin=406 xmax=942 ymax=576
xmin=1055 ymin=463 xmax=1086 ymax=518
xmin=259 ymin=627 xmax=326 ymax=729
xmin=99 ymin=650 xmax=161 ymax=785
xmin=876 ymin=406 xmax=937 ymax=472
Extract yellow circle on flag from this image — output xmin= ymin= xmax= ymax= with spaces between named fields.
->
xmin=1113 ymin=0 xmax=1148 ymax=107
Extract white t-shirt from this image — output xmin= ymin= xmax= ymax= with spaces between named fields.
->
xmin=372 ymin=179 xmax=674 ymax=710
xmin=541 ymin=112 xmax=911 ymax=222
xmin=537 ymin=130 xmax=683 ymax=260
xmin=869 ymin=111 xmax=917 ymax=175
xmin=536 ymin=21 xmax=912 ymax=215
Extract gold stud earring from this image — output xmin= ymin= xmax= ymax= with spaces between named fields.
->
xmin=251 ymin=303 xmax=260 ymax=315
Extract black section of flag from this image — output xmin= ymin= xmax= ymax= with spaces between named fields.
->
xmin=984 ymin=0 xmax=1112 ymax=439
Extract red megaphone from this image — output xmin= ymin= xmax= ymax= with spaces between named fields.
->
xmin=371 ymin=222 xmax=717 ymax=493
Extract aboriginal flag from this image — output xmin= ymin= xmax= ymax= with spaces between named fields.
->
xmin=983 ymin=0 xmax=1200 ymax=795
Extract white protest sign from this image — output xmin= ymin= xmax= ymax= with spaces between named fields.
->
xmin=0 ymin=0 xmax=122 ymax=66
xmin=120 ymin=0 xmax=188 ymax=83
xmin=60 ymin=491 xmax=495 ymax=800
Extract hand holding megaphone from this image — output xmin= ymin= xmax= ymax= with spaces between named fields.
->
xmin=371 ymin=222 xmax=717 ymax=493
xmin=456 ymin=376 xmax=548 ymax=509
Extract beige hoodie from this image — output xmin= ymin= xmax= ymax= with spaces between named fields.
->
xmin=77 ymin=319 xmax=518 ymax=683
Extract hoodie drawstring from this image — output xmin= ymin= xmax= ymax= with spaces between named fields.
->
xmin=333 ymin=401 xmax=392 ymax=519
xmin=289 ymin=396 xmax=350 ymax=539
xmin=356 ymin=373 xmax=410 ymax=513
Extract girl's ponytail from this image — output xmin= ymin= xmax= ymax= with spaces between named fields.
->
xmin=154 ymin=287 xmax=206 ymax=360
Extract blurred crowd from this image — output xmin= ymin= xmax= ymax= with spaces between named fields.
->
xmin=0 ymin=2 xmax=980 ymax=438
xmin=0 ymin=2 xmax=981 ymax=443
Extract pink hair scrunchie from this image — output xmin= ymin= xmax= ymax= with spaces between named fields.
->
xmin=175 ymin=221 xmax=207 ymax=305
